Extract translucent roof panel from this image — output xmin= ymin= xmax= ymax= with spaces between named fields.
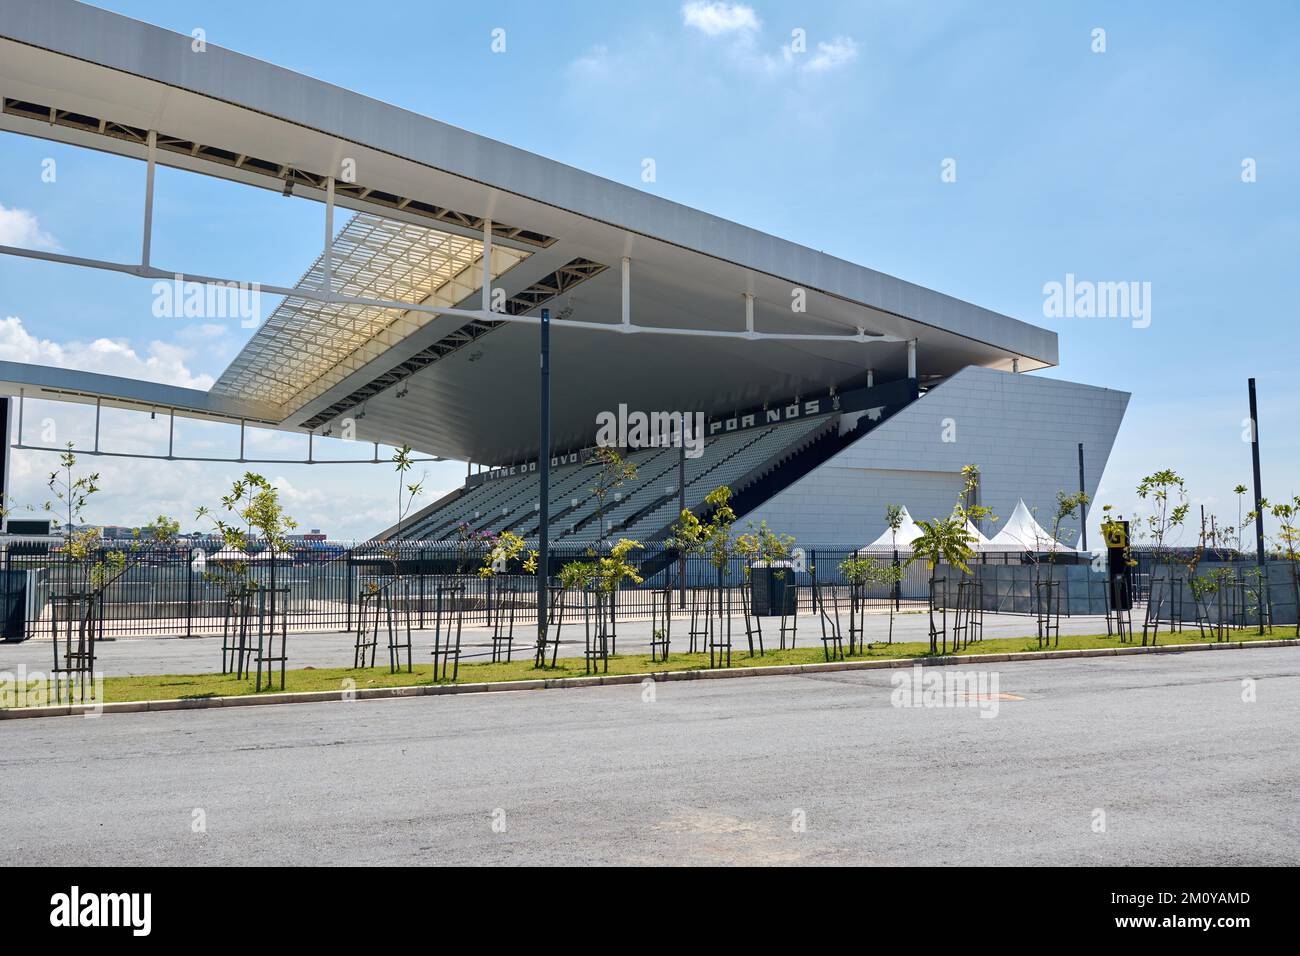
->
xmin=213 ymin=212 xmax=529 ymax=409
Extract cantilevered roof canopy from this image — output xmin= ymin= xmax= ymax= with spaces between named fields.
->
xmin=213 ymin=213 xmax=529 ymax=410
xmin=0 ymin=0 xmax=1060 ymax=465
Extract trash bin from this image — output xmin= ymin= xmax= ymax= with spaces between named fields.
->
xmin=750 ymin=561 xmax=798 ymax=616
xmin=2 ymin=568 xmax=33 ymax=642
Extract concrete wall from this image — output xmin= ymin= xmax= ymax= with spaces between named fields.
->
xmin=745 ymin=367 xmax=1129 ymax=547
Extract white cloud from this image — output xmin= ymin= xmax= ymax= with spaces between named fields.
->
xmin=0 ymin=315 xmax=214 ymax=389
xmin=804 ymin=36 xmax=859 ymax=72
xmin=764 ymin=35 xmax=860 ymax=74
xmin=569 ymin=44 xmax=612 ymax=77
xmin=0 ymin=315 xmax=464 ymax=540
xmin=682 ymin=1 xmax=760 ymax=36
xmin=678 ymin=6 xmax=857 ymax=76
xmin=0 ymin=203 xmax=60 ymax=251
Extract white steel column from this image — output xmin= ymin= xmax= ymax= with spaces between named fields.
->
xmin=907 ymin=339 xmax=917 ymax=380
xmin=1012 ymin=357 xmax=1020 ymax=373
xmin=744 ymin=293 xmax=754 ymax=334
xmin=141 ymin=130 xmax=157 ymax=268
xmin=867 ymin=368 xmax=874 ymax=388
xmin=482 ymin=218 xmax=493 ymax=314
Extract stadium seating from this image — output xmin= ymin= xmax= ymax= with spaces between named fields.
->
xmin=391 ymin=413 xmax=836 ymax=542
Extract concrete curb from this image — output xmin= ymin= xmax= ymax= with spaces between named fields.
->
xmin=3 ymin=637 xmax=1296 ymax=721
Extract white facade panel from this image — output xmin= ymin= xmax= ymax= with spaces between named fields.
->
xmin=744 ymin=367 xmax=1129 ymax=548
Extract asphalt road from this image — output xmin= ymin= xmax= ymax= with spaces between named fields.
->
xmin=2 ymin=647 xmax=1296 ymax=865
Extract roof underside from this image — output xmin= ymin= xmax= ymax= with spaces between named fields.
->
xmin=0 ymin=0 xmax=1060 ymax=465
xmin=212 ymin=213 xmax=529 ymax=409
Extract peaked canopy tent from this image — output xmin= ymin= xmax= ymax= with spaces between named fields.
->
xmin=986 ymin=499 xmax=1076 ymax=553
xmin=865 ymin=508 xmax=995 ymax=552
xmin=963 ymin=518 xmax=993 ymax=551
xmin=207 ymin=546 xmax=249 ymax=563
xmin=865 ymin=506 xmax=924 ymax=550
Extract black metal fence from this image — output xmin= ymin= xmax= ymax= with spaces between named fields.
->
xmin=0 ymin=537 xmax=1135 ymax=642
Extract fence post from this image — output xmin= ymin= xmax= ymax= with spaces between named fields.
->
xmin=345 ymin=546 xmax=354 ymax=632
xmin=185 ymin=551 xmax=193 ymax=638
xmin=810 ymin=548 xmax=817 ymax=616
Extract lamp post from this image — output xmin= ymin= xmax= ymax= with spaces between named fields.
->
xmin=1078 ymin=442 xmax=1087 ymax=551
xmin=1248 ymin=378 xmax=1265 ymax=566
xmin=537 ymin=308 xmax=551 ymax=645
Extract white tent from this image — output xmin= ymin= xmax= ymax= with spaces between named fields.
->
xmin=986 ymin=499 xmax=1074 ymax=552
xmin=866 ymin=508 xmax=996 ymax=552
xmin=865 ymin=506 xmax=924 ymax=550
xmin=963 ymin=517 xmax=993 ymax=551
xmin=248 ymin=548 xmax=292 ymax=563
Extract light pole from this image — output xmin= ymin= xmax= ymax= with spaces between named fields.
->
xmin=537 ymin=307 xmax=551 ymax=646
xmin=1078 ymin=442 xmax=1087 ymax=551
xmin=1248 ymin=378 xmax=1265 ymax=566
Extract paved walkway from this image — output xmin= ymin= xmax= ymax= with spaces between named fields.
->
xmin=1 ymin=609 xmax=1116 ymax=677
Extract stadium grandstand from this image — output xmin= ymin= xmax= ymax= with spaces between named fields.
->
xmin=0 ymin=0 xmax=1128 ymax=558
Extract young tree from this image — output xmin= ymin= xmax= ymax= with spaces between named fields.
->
xmin=907 ymin=465 xmax=996 ymax=654
xmin=673 ymin=485 xmax=739 ymax=584
xmin=908 ymin=515 xmax=975 ymax=655
xmin=885 ymin=504 xmax=905 ymax=549
xmin=451 ymin=522 xmax=495 ymax=575
xmin=45 ymin=442 xmax=101 ymax=560
xmin=734 ymin=519 xmax=795 ymax=576
xmin=670 ymin=486 xmax=742 ymax=657
xmin=882 ymin=502 xmax=907 ymax=618
xmin=1033 ymin=491 xmax=1090 ymax=643
xmin=478 ymin=530 xmax=528 ymax=578
xmin=956 ymin=465 xmax=998 ymax=531
xmin=1233 ymin=484 xmax=1249 ymax=555
xmin=871 ymin=558 xmax=906 ymax=644
xmin=557 ymin=538 xmax=643 ymax=668
xmin=45 ymin=443 xmax=179 ymax=598
xmin=589 ymin=447 xmax=638 ymax=542
xmin=1250 ymin=496 xmax=1300 ymax=637
xmin=390 ymin=444 xmax=425 ymax=542
xmin=1136 ymin=469 xmax=1190 ymax=644
xmin=195 ymin=472 xmax=298 ymax=595
xmin=589 ymin=537 xmax=645 ymax=596
xmin=836 ymin=554 xmax=902 ymax=650
xmin=379 ymin=443 xmax=425 ymax=592
xmin=734 ymin=518 xmax=796 ymax=655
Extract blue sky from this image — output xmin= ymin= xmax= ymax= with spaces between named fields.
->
xmin=1 ymin=0 xmax=1297 ymax=543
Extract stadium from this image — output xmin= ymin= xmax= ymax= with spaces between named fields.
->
xmin=4 ymin=0 xmax=1298 ymax=886
xmin=0 ymin=0 xmax=1133 ymax=645
xmin=0 ymin=1 xmax=1127 ymax=534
